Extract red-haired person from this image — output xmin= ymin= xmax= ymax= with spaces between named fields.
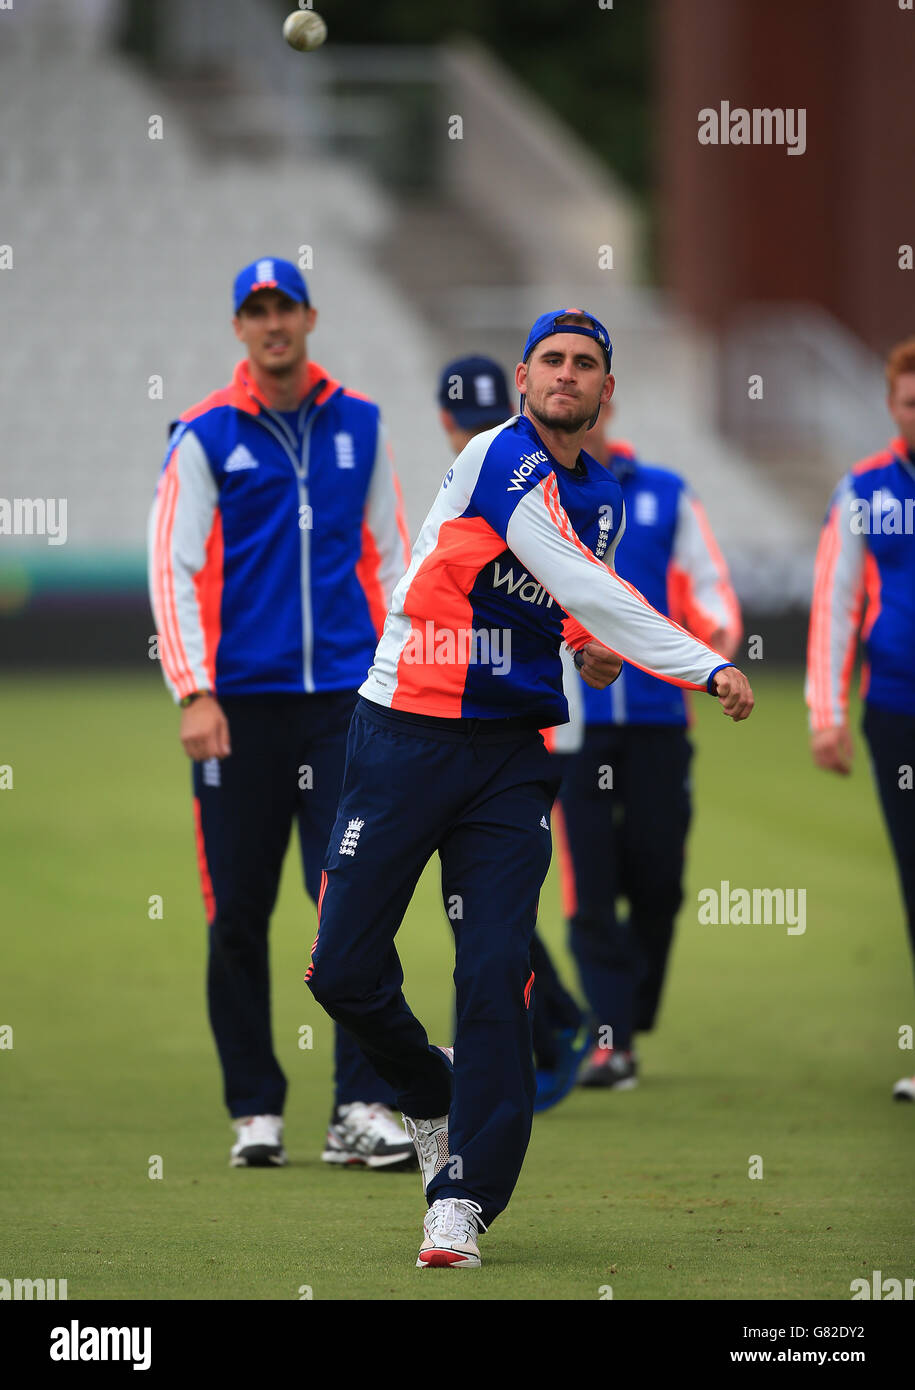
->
xmin=806 ymin=337 xmax=915 ymax=1101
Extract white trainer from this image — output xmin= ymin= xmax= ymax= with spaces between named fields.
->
xmin=892 ymin=1075 xmax=915 ymax=1101
xmin=229 ymin=1114 xmax=287 ymax=1167
xmin=322 ymin=1102 xmax=416 ymax=1168
xmin=416 ymin=1198 xmax=487 ymax=1269
xmin=402 ymin=1044 xmax=454 ymax=1195
xmin=402 ymin=1112 xmax=450 ymax=1194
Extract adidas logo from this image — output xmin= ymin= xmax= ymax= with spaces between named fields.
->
xmin=225 ymin=444 xmax=259 ymax=473
xmin=339 ymin=817 xmax=365 ymax=857
xmin=540 ymin=815 xmax=549 ymax=829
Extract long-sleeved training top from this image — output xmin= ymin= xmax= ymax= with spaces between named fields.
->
xmin=579 ymin=440 xmax=741 ymax=726
xmin=148 ymin=359 xmax=410 ymax=702
xmin=807 ymin=436 xmax=915 ymax=727
xmin=360 ymin=414 xmax=733 ymax=725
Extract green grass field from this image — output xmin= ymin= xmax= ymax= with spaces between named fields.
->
xmin=1 ymin=669 xmax=911 ymax=1301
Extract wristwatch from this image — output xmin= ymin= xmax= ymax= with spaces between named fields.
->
xmin=180 ymin=690 xmax=211 ymax=708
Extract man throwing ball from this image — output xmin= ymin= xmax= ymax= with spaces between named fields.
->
xmin=305 ymin=310 xmax=753 ymax=1268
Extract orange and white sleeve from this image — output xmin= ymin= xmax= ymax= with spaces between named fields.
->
xmin=147 ymin=427 xmax=221 ymax=702
xmin=805 ymin=476 xmax=865 ymax=731
xmin=506 ymin=479 xmax=724 ymax=692
xmin=669 ymin=487 xmax=742 ymax=655
xmin=357 ymin=419 xmax=412 ymax=636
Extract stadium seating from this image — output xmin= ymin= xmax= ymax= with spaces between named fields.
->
xmin=0 ymin=14 xmax=447 ymax=556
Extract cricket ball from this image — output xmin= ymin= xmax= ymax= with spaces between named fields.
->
xmin=282 ymin=10 xmax=328 ymax=52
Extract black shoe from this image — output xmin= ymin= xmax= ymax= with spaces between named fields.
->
xmin=579 ymin=1046 xmax=638 ymax=1089
xmin=322 ymin=1102 xmax=418 ymax=1168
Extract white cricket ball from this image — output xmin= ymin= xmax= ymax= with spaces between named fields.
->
xmin=283 ymin=10 xmax=328 ymax=52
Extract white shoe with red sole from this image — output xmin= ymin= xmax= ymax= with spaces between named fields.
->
xmin=416 ymin=1198 xmax=486 ymax=1269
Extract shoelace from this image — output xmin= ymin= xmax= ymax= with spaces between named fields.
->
xmin=402 ymin=1114 xmax=440 ymax=1170
xmin=426 ymin=1198 xmax=488 ymax=1240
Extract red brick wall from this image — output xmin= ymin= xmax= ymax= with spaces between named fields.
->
xmin=656 ymin=0 xmax=915 ymax=351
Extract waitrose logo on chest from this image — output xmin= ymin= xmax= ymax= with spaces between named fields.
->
xmin=492 ymin=561 xmax=554 ymax=607
xmin=507 ymin=450 xmax=549 ymax=492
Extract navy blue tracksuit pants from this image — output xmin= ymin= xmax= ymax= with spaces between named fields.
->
xmin=556 ymin=724 xmax=693 ymax=1052
xmin=528 ymin=933 xmax=583 ymax=1068
xmin=193 ymin=692 xmax=397 ymax=1118
xmin=863 ymin=702 xmax=915 ymax=978
xmin=306 ymin=697 xmax=561 ymax=1227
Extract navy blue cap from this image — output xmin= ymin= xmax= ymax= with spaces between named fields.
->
xmin=234 ymin=257 xmax=310 ymax=313
xmin=522 ymin=309 xmax=612 ymax=371
xmin=437 ymin=355 xmax=514 ymax=429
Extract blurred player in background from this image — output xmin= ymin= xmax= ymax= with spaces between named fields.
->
xmin=438 ymin=354 xmax=587 ymax=1112
xmin=148 ymin=257 xmax=416 ymax=1168
xmin=554 ymin=401 xmax=742 ymax=1089
xmin=306 ymin=310 xmax=754 ymax=1269
xmin=806 ymin=336 xmax=915 ymax=1101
